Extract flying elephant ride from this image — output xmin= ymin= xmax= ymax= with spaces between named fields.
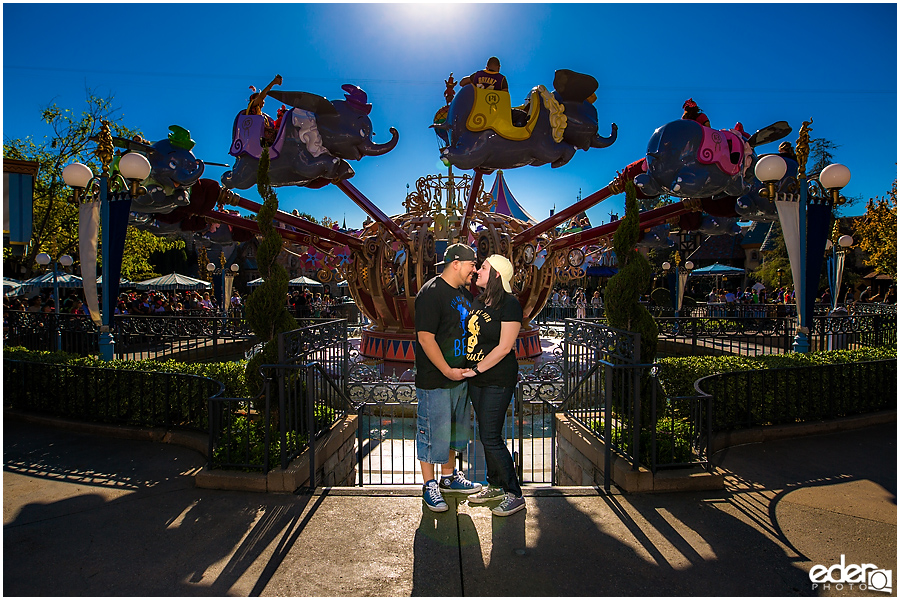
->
xmin=221 ymin=84 xmax=399 ymax=190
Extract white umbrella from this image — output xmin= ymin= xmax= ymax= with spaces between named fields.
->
xmin=752 ymin=282 xmax=766 ymax=292
xmin=289 ymin=276 xmax=324 ymax=287
xmin=134 ymin=273 xmax=211 ymax=291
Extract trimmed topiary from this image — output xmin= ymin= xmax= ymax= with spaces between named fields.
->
xmin=605 ymin=181 xmax=658 ymax=364
xmin=243 ymin=148 xmax=298 ymax=393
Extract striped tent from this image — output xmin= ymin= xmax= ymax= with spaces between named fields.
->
xmin=248 ymin=276 xmax=325 ymax=288
xmin=20 ymin=272 xmax=84 ymax=289
xmin=489 ymin=170 xmax=537 ymax=225
xmin=4 ymin=278 xmax=24 ymax=297
xmin=134 ymin=273 xmax=211 ymax=291
xmin=95 ymin=276 xmax=135 ymax=287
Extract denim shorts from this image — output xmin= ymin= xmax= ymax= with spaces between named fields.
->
xmin=416 ymin=382 xmax=472 ymax=464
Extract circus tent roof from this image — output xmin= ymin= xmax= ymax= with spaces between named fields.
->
xmin=489 ymin=170 xmax=536 ymax=225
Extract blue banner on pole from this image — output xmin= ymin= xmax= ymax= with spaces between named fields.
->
xmin=107 ymin=194 xmax=133 ymax=306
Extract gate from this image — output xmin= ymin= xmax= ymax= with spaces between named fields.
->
xmin=350 ymin=360 xmax=562 ymax=486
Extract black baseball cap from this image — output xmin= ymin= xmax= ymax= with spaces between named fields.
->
xmin=436 ymin=243 xmax=476 ymax=265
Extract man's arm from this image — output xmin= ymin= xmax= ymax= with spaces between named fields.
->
xmin=250 ymin=74 xmax=283 ymax=112
xmin=417 ymin=331 xmax=467 ymax=381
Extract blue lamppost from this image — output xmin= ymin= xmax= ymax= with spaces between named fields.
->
xmin=62 ymin=124 xmax=151 ymax=361
xmin=755 ymin=128 xmax=851 ymax=353
xmin=35 ymin=252 xmax=73 ymax=351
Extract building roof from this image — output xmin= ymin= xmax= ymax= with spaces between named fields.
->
xmin=759 ymin=220 xmax=782 ymax=252
xmin=740 ymin=221 xmax=772 ymax=247
xmin=688 ymin=233 xmax=745 ymax=264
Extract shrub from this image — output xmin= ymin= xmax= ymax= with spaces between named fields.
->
xmin=4 ymin=346 xmax=249 ymax=398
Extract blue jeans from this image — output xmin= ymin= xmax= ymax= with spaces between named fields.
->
xmin=469 ymin=385 xmax=522 ymax=497
xmin=416 ymin=383 xmax=472 ymax=464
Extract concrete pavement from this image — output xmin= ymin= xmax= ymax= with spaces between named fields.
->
xmin=4 ymin=418 xmax=896 ymax=596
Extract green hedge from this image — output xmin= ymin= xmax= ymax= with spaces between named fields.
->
xmin=4 ymin=346 xmax=250 ymax=399
xmin=655 ymin=344 xmax=897 ymax=398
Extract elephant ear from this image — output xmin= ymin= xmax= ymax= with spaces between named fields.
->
xmin=748 ymin=121 xmax=792 ymax=147
xmin=111 ymin=135 xmax=155 ymax=154
xmin=268 ymin=90 xmax=338 ymax=115
xmin=553 ymin=69 xmax=599 ymax=103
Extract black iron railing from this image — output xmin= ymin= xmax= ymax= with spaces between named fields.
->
xmin=4 ymin=359 xmax=222 ymax=430
xmin=3 ymin=310 xmax=258 ymax=362
xmin=695 ymin=358 xmax=897 ymax=433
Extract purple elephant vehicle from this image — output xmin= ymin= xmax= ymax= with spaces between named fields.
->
xmin=434 ymin=69 xmax=617 ymax=172
xmin=634 ymin=118 xmax=791 ymax=200
xmin=221 ymin=84 xmax=399 ymax=190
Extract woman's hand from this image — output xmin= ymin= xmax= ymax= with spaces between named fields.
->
xmin=461 ymin=369 xmax=477 ymax=378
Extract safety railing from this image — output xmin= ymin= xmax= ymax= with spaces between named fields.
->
xmin=4 ymin=358 xmax=221 ymax=430
xmin=695 ymin=358 xmax=897 ymax=433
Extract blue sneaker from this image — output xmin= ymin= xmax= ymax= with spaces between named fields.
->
xmin=439 ymin=469 xmax=483 ymax=495
xmin=422 ymin=480 xmax=448 ymax=512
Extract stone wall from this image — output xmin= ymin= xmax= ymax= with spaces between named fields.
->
xmin=555 ymin=413 xmax=722 ymax=493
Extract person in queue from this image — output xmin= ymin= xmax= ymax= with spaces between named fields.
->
xmin=462 ymin=255 xmax=526 ymax=517
xmin=414 ymin=243 xmax=483 ymax=512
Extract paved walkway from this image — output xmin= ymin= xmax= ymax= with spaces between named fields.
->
xmin=3 ymin=418 xmax=896 ymax=596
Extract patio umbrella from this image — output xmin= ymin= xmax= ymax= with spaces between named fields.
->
xmin=247 ymin=277 xmax=265 ymax=287
xmin=752 ymin=282 xmax=766 ymax=292
xmin=336 ymin=280 xmax=350 ymax=288
xmin=690 ymin=263 xmax=745 ymax=292
xmin=20 ymin=272 xmax=84 ymax=289
xmin=134 ymin=273 xmax=211 ymax=291
xmin=289 ymin=276 xmax=324 ymax=287
xmin=95 ymin=275 xmax=134 ymax=287
xmin=4 ymin=278 xmax=24 ymax=297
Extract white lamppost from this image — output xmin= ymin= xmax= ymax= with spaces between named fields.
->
xmin=661 ymin=258 xmax=694 ymax=317
xmin=207 ymin=261 xmax=240 ymax=316
xmin=35 ymin=252 xmax=74 ymax=351
xmin=63 ymin=123 xmax=151 ymax=360
xmin=755 ymin=128 xmax=851 ymax=353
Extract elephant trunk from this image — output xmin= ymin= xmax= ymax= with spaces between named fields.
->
xmin=590 ymin=123 xmax=618 ymax=149
xmin=362 ymin=127 xmax=399 ymax=156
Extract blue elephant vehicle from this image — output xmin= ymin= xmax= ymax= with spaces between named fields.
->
xmin=112 ymin=125 xmax=205 ymax=214
xmin=433 ymin=69 xmax=617 ymax=172
xmin=221 ymin=84 xmax=399 ymax=190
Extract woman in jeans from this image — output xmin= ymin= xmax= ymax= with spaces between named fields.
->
xmin=462 ymin=254 xmax=525 ymax=517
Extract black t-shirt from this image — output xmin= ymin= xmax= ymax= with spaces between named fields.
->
xmin=414 ymin=276 xmax=474 ymax=389
xmin=465 ymin=294 xmax=522 ymax=388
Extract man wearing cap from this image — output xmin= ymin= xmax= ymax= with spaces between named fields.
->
xmin=415 ymin=243 xmax=482 ymax=512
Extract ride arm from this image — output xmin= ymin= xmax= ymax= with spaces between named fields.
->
xmin=458 ymin=171 xmax=485 ymax=242
xmin=204 ymin=209 xmax=351 ymax=254
xmin=513 ymin=159 xmax=648 ymax=246
xmin=216 ymin=190 xmax=363 ymax=250
xmin=334 ymin=179 xmax=410 ymax=245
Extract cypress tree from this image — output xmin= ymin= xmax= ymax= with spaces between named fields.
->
xmin=604 ymin=181 xmax=658 ymax=424
xmin=243 ymin=148 xmax=298 ymax=392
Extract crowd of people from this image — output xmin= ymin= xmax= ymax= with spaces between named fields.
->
xmin=3 ymin=289 xmax=245 ymax=316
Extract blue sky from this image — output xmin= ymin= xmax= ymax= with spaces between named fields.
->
xmin=4 ymin=3 xmax=897 ymax=230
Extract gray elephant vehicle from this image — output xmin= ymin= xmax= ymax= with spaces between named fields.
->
xmin=114 ymin=125 xmax=205 ymax=214
xmin=434 ymin=69 xmax=617 ymax=172
xmin=221 ymin=84 xmax=399 ymax=190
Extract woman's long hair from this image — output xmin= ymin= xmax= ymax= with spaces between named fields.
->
xmin=480 ymin=264 xmax=508 ymax=308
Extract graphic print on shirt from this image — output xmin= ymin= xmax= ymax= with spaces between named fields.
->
xmin=466 ymin=309 xmax=491 ymax=362
xmin=450 ymin=294 xmax=471 ymax=360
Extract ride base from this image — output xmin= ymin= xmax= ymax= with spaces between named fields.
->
xmin=359 ymin=325 xmax=543 ymax=373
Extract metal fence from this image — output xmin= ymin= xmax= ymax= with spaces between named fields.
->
xmin=206 ymin=319 xmax=354 ymax=486
xmin=349 ymin=359 xmax=562 ymax=486
xmin=3 ymin=310 xmax=258 ymax=362
xmin=4 ymin=359 xmax=221 ymax=430
xmin=657 ymin=314 xmax=896 ymax=356
xmin=695 ymin=358 xmax=897 ymax=433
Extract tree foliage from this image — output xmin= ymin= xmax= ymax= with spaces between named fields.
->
xmin=243 ymin=148 xmax=298 ymax=393
xmin=2 ymin=89 xmax=183 ymax=278
xmin=605 ymin=181 xmax=658 ymax=364
xmin=854 ymin=180 xmax=897 ymax=281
